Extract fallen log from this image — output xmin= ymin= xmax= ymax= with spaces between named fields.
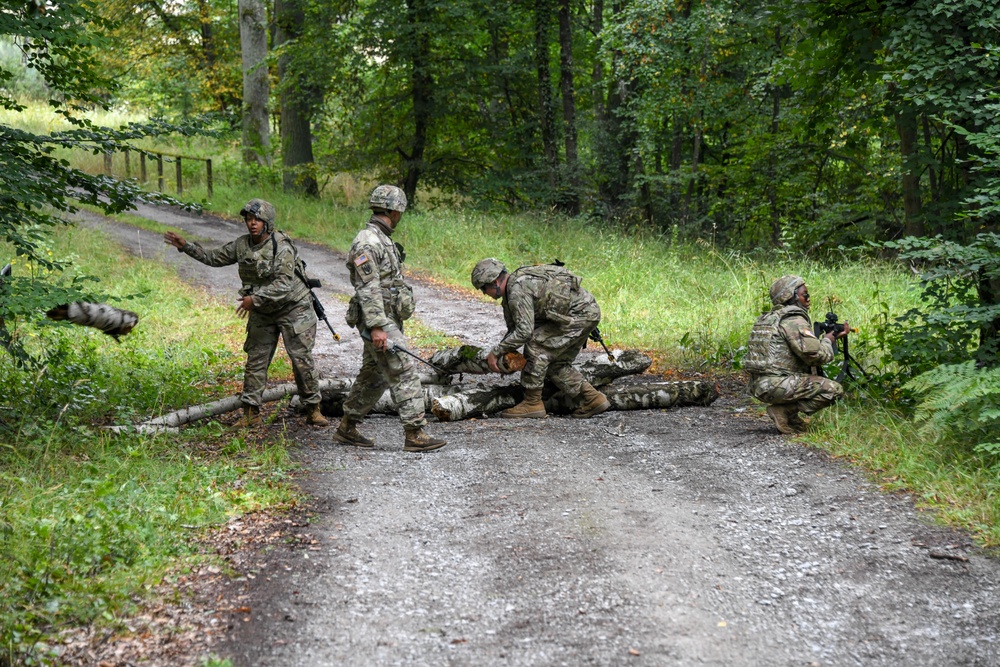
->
xmin=432 ymin=380 xmax=718 ymax=421
xmin=128 ymin=378 xmax=354 ymax=431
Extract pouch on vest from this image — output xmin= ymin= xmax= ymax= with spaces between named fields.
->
xmin=345 ymin=295 xmax=361 ymax=327
xmin=394 ymin=283 xmax=415 ymax=321
xmin=538 ymin=273 xmax=579 ymax=325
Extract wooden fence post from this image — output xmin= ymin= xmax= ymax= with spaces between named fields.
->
xmin=157 ymin=154 xmax=164 ymax=192
xmin=103 ymin=152 xmax=112 ymax=176
xmin=176 ymin=157 xmax=183 ymax=196
xmin=124 ymin=149 xmax=131 ymax=179
xmin=140 ymin=152 xmax=147 ymax=183
xmin=206 ymin=159 xmax=213 ymax=199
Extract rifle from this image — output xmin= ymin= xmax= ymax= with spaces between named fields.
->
xmin=813 ymin=311 xmax=865 ymax=383
xmin=359 ymin=327 xmax=447 ymax=374
xmin=588 ymin=326 xmax=616 ymax=363
xmin=294 ymin=267 xmax=340 ymax=342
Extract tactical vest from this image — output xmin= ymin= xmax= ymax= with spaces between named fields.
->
xmin=509 ymin=264 xmax=582 ymax=325
xmin=346 ymin=223 xmax=415 ymax=323
xmin=237 ymin=232 xmax=310 ymax=311
xmin=743 ymin=305 xmax=809 ymax=376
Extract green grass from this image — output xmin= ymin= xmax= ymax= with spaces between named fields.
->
xmin=0 ymin=226 xmax=298 ymax=663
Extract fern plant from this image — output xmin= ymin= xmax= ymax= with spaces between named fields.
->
xmin=906 ymin=361 xmax=1000 ymax=456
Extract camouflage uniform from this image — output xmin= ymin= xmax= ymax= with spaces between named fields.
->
xmin=341 ymin=216 xmax=425 ymax=428
xmin=492 ymin=264 xmax=601 ymax=394
xmin=744 ymin=304 xmax=843 ymax=415
xmin=181 ymin=231 xmax=321 ymax=410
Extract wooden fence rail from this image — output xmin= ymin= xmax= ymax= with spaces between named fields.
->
xmin=102 ymin=148 xmax=213 ymax=199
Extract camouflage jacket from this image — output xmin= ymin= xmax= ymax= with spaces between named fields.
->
xmin=494 ymin=264 xmax=599 ymax=355
xmin=345 ymin=216 xmax=414 ymax=331
xmin=182 ymin=231 xmax=310 ymax=315
xmin=744 ymin=305 xmax=834 ymax=376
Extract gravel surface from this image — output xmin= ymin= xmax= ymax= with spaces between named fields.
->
xmin=82 ymin=206 xmax=1000 ymax=667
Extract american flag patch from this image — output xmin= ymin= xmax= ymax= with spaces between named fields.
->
xmin=354 ymin=254 xmax=369 ymax=266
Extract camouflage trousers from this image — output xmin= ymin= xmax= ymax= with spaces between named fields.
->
xmin=749 ymin=373 xmax=844 ymax=415
xmin=521 ymin=317 xmax=600 ymax=396
xmin=242 ymin=300 xmax=321 ymax=409
xmin=342 ymin=325 xmax=426 ymax=429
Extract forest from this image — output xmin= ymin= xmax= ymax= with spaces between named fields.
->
xmin=1 ymin=0 xmax=999 ymax=663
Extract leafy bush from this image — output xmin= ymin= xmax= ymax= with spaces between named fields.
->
xmin=906 ymin=361 xmax=1000 ymax=457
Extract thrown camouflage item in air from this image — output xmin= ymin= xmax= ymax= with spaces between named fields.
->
xmin=340 ymin=214 xmax=426 ymax=430
xmin=493 ymin=264 xmax=602 ymax=395
xmin=368 ymin=185 xmax=408 ymax=212
xmin=46 ymin=302 xmax=139 ymax=339
xmin=181 ymin=230 xmax=321 ymax=410
xmin=745 ymin=299 xmax=843 ymax=420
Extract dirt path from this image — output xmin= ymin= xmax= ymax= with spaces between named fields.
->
xmin=84 ymin=206 xmax=999 ymax=667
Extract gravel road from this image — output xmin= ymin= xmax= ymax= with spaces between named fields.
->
xmin=83 ymin=205 xmax=1000 ymax=667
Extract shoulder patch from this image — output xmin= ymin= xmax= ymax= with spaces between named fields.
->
xmin=354 ymin=253 xmax=374 ymax=277
xmin=800 ymin=328 xmax=817 ymax=338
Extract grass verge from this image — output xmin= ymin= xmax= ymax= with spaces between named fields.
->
xmin=0 ymin=226 xmax=297 ymax=664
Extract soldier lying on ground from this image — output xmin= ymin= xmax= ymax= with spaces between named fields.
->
xmin=744 ymin=275 xmax=849 ymax=434
xmin=471 ymin=258 xmax=610 ymax=420
xmin=163 ymin=199 xmax=327 ymax=428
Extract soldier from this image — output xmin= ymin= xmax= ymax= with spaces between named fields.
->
xmin=744 ymin=275 xmax=849 ymax=434
xmin=163 ymin=199 xmax=327 ymax=428
xmin=333 ymin=185 xmax=447 ymax=453
xmin=471 ymin=258 xmax=610 ymax=419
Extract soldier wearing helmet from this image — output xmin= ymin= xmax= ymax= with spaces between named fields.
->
xmin=163 ymin=199 xmax=327 ymax=428
xmin=744 ymin=275 xmax=849 ymax=434
xmin=472 ymin=258 xmax=610 ymax=420
xmin=333 ymin=185 xmax=447 ymax=453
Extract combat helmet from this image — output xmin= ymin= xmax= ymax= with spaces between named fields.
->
xmin=769 ymin=275 xmax=806 ymax=306
xmin=471 ymin=258 xmax=506 ymax=290
xmin=239 ymin=199 xmax=277 ymax=233
xmin=369 ymin=185 xmax=408 ymax=213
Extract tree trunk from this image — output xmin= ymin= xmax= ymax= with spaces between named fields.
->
xmin=238 ymin=0 xmax=271 ymax=166
xmin=402 ymin=0 xmax=434 ymax=207
xmin=535 ymin=0 xmax=560 ymax=194
xmin=768 ymin=27 xmax=782 ymax=247
xmin=895 ymin=106 xmax=924 ymax=237
xmin=558 ymin=0 xmax=580 ymax=215
xmin=274 ymin=0 xmax=318 ymax=196
xmin=591 ymin=0 xmax=604 ymax=125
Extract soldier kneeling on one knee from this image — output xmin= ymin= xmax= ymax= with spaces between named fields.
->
xmin=744 ymin=275 xmax=849 ymax=434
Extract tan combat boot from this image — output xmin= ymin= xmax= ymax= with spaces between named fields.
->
xmin=572 ymin=382 xmax=611 ymax=419
xmin=403 ymin=427 xmax=447 ymax=453
xmin=333 ymin=416 xmax=375 ymax=447
xmin=766 ymin=405 xmax=796 ymax=435
xmin=501 ymin=387 xmax=547 ymax=419
xmin=305 ymin=404 xmax=329 ymax=427
xmin=242 ymin=404 xmax=263 ymax=428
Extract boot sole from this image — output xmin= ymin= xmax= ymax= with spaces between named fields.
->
xmin=572 ymin=399 xmax=611 ymax=419
xmin=404 ymin=441 xmax=447 ymax=453
xmin=332 ymin=432 xmax=375 ymax=448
